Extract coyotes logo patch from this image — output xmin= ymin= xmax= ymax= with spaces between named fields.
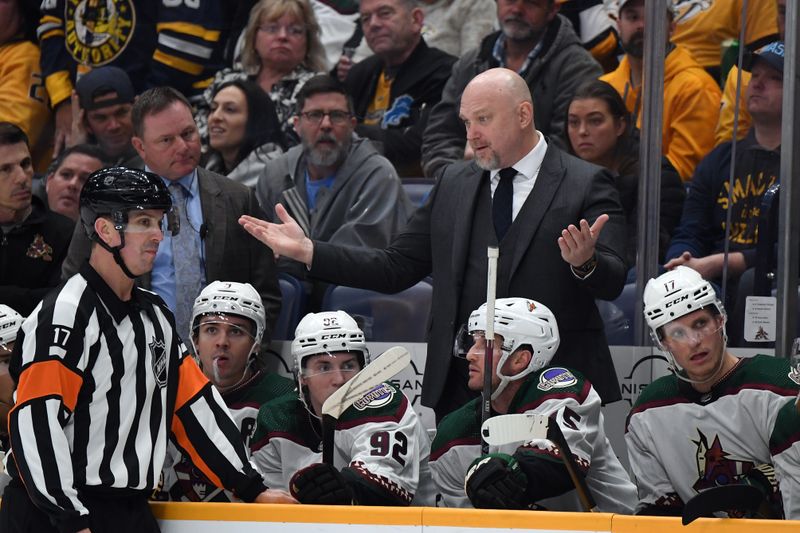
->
xmin=26 ymin=234 xmax=53 ymax=261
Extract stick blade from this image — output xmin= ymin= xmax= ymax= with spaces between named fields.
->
xmin=481 ymin=413 xmax=550 ymax=446
xmin=681 ymin=484 xmax=764 ymax=525
xmin=320 ymin=346 xmax=411 ymax=419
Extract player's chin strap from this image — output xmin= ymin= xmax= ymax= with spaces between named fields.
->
xmin=93 ymin=228 xmax=138 ymax=280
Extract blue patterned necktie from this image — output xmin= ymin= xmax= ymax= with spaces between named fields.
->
xmin=493 ymin=167 xmax=516 ymax=241
xmin=169 ymin=182 xmax=205 ymax=340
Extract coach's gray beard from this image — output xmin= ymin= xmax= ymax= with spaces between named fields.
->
xmin=306 ymin=135 xmax=350 ymax=167
xmin=474 ymin=150 xmax=501 ymax=171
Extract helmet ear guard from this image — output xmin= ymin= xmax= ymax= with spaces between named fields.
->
xmin=80 ymin=167 xmax=174 ymax=279
xmin=466 ymin=298 xmax=560 ymax=399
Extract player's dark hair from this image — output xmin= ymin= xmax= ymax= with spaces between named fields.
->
xmin=132 ymin=87 xmax=193 ymax=137
xmin=0 ymin=122 xmax=29 ymax=149
xmin=296 ymin=75 xmax=354 ymax=115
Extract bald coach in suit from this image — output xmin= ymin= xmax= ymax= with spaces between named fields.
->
xmin=240 ymin=69 xmax=627 ymax=419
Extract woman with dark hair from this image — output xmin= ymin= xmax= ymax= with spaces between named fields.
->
xmin=205 ymin=79 xmax=285 ymax=186
xmin=566 ymin=79 xmax=685 ymax=267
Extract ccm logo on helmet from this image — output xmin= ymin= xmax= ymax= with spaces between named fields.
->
xmin=320 ymin=333 xmax=347 ymax=340
xmin=664 ymin=294 xmax=689 ymax=308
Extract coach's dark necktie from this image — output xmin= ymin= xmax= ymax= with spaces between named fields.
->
xmin=492 ymin=167 xmax=516 ymax=241
xmin=169 ymin=182 xmax=205 ymax=340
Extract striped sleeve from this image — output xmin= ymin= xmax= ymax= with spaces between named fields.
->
xmin=37 ymin=1 xmax=74 ymax=108
xmin=151 ymin=2 xmax=228 ymax=98
xmin=170 ymin=354 xmax=266 ymax=501
xmin=8 ymin=282 xmax=93 ymax=532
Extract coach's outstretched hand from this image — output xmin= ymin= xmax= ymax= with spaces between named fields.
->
xmin=239 ymin=204 xmax=315 ymax=266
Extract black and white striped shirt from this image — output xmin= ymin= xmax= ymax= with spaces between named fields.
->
xmin=8 ymin=263 xmax=265 ymax=532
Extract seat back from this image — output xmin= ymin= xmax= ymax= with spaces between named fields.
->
xmin=321 ymin=281 xmax=433 ymax=342
xmin=273 ymin=274 xmax=307 ymax=340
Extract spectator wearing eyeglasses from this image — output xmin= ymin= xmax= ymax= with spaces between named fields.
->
xmin=195 ymin=0 xmax=328 ymax=150
xmin=255 ymin=74 xmax=412 ymax=304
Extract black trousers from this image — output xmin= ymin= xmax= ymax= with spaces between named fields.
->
xmin=0 ymin=480 xmax=160 ymax=533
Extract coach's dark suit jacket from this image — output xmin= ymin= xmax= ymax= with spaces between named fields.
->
xmin=62 ymin=167 xmax=281 ymax=338
xmin=310 ymin=144 xmax=627 ymax=414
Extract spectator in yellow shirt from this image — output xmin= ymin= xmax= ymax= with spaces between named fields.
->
xmin=600 ymin=0 xmax=721 ymax=181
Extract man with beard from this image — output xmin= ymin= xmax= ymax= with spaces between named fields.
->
xmin=600 ymin=0 xmax=721 ymax=181
xmin=255 ymin=74 xmax=413 ymax=306
xmin=421 ymin=0 xmax=602 ymax=178
xmin=241 ymin=69 xmax=627 ymax=420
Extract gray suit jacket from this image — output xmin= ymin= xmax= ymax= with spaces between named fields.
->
xmin=310 ymin=144 xmax=627 ymax=413
xmin=63 ymin=167 xmax=281 ymax=339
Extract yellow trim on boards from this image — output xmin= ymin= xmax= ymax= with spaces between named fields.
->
xmin=151 ymin=502 xmax=800 ymax=532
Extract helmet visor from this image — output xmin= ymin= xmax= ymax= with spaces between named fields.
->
xmin=122 ymin=211 xmax=170 ymax=234
xmin=300 ymin=352 xmax=362 ymax=379
xmin=660 ymin=314 xmax=725 ymax=349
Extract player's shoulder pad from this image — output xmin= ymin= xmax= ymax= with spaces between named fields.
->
xmin=629 ymin=374 xmax=681 ymax=411
xmin=431 ymin=398 xmax=481 ymax=457
xmin=769 ymin=397 xmax=800 ymax=455
xmin=255 ymin=391 xmax=303 ymax=434
xmin=338 ymin=382 xmax=407 ymax=425
xmin=729 ymin=354 xmax=800 ymax=393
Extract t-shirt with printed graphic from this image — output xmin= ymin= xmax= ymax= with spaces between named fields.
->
xmin=626 ymin=354 xmax=800 ymax=518
xmin=665 ymin=129 xmax=779 ymax=268
xmin=250 ymin=382 xmax=434 ymax=506
xmin=430 ymin=366 xmax=637 ymax=512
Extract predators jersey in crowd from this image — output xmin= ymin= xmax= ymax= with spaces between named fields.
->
xmin=0 ymin=35 xmax=52 ymax=171
xmin=161 ymin=370 xmax=295 ymax=502
xmin=672 ymin=0 xmax=779 ymax=69
xmin=430 ymin=366 xmax=637 ymax=512
xmin=37 ymin=0 xmax=231 ymax=108
xmin=251 ymin=382 xmax=435 ymax=506
xmin=626 ymin=354 xmax=800 ymax=518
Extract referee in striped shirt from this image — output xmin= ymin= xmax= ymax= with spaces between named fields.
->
xmin=0 ymin=168 xmax=296 ymax=533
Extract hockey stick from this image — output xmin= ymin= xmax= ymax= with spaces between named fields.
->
xmin=319 ymin=346 xmax=411 ymax=464
xmin=482 ymin=246 xmax=499 ymax=455
xmin=481 ymin=413 xmax=598 ymax=512
xmin=681 ymin=484 xmax=764 ymax=525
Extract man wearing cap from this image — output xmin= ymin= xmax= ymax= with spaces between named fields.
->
xmin=664 ymin=41 xmax=783 ymax=294
xmin=600 ymin=0 xmax=721 ymax=181
xmin=71 ymin=66 xmax=141 ymax=167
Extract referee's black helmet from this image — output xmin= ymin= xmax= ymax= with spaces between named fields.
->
xmin=80 ymin=167 xmax=172 ymax=241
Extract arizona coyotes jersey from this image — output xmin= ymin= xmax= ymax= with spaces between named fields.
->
xmin=626 ymin=355 xmax=800 ymax=518
xmin=251 ymin=382 xmax=435 ymax=506
xmin=161 ymin=370 xmax=294 ymax=502
xmin=430 ymin=367 xmax=637 ymax=512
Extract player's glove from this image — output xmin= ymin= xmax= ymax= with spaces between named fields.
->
xmin=290 ymin=463 xmax=354 ymax=505
xmin=736 ymin=463 xmax=782 ymax=518
xmin=739 ymin=463 xmax=778 ymax=497
xmin=464 ymin=453 xmax=529 ymax=509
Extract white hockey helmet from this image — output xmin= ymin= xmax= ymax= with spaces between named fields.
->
xmin=292 ymin=311 xmax=370 ymax=372
xmin=292 ymin=310 xmax=370 ymax=414
xmin=468 ymin=298 xmax=560 ymax=398
xmin=0 ymin=304 xmax=24 ymax=350
xmin=191 ymin=281 xmax=266 ymax=350
xmin=643 ymin=266 xmax=725 ymax=348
